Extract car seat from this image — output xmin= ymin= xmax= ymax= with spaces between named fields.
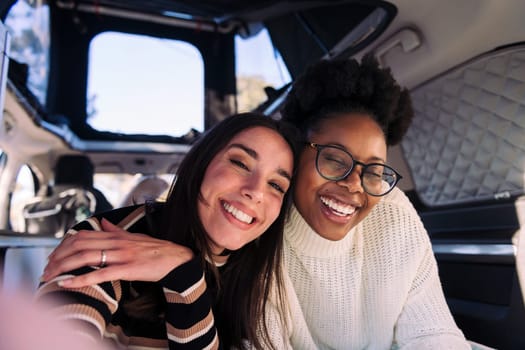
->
xmin=22 ymin=155 xmax=113 ymax=237
xmin=119 ymin=175 xmax=170 ymax=207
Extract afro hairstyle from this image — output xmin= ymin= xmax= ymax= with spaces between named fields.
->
xmin=281 ymin=54 xmax=414 ymax=146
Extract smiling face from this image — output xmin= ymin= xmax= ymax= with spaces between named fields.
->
xmin=293 ymin=113 xmax=387 ymax=241
xmin=198 ymin=126 xmax=294 ymax=254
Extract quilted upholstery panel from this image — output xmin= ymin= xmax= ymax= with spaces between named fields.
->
xmin=402 ymin=46 xmax=525 ymax=206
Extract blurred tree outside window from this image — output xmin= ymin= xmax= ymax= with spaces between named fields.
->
xmin=235 ymin=28 xmax=291 ymax=112
xmin=5 ymin=0 xmax=49 ymax=105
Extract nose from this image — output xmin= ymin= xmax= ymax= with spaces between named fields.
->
xmin=336 ymin=167 xmax=364 ymax=193
xmin=241 ymin=176 xmax=265 ymax=203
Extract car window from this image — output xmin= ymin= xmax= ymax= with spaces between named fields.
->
xmin=9 ymin=164 xmax=35 ymax=232
xmin=87 ymin=28 xmax=291 ymax=136
xmin=402 ymin=46 xmax=525 ymax=206
xmin=87 ymin=32 xmax=204 ymax=136
xmin=4 ymin=0 xmax=49 ymax=105
xmin=93 ymin=173 xmax=174 ymax=207
xmin=235 ymin=28 xmax=291 ymax=112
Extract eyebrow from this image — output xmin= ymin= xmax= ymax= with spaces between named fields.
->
xmin=229 ymin=143 xmax=292 ymax=181
xmin=328 ymin=142 xmax=386 ymax=163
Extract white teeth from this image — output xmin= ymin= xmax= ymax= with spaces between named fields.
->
xmin=223 ymin=202 xmax=254 ymax=224
xmin=320 ymin=196 xmax=356 ymax=216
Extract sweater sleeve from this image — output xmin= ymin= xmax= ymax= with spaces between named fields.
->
xmin=386 ymin=190 xmax=471 ymax=349
xmin=35 ymin=215 xmax=124 ymax=345
xmin=37 ymin=211 xmax=220 ymax=349
xmin=159 ymin=257 xmax=220 ymax=350
xmin=393 ymin=241 xmax=471 ymax=349
xmin=35 ymin=263 xmax=123 ymax=346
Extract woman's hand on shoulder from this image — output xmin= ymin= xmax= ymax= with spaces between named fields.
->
xmin=41 ymin=218 xmax=194 ymax=288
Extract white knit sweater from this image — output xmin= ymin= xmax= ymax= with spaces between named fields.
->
xmin=266 ymin=187 xmax=471 ymax=349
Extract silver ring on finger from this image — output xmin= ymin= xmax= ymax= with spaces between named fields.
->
xmin=99 ymin=249 xmax=107 ymax=268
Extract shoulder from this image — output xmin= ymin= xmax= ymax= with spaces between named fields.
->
xmin=378 ymin=187 xmax=419 ymax=214
xmin=362 ymin=187 xmax=429 ymax=247
xmin=360 ymin=189 xmax=435 ymax=278
xmin=96 ymin=204 xmax=144 ymax=220
xmin=368 ymin=187 xmax=423 ymax=226
xmin=70 ymin=203 xmax=163 ymax=233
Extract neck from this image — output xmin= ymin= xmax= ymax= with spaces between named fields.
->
xmin=207 ymin=251 xmax=229 ymax=267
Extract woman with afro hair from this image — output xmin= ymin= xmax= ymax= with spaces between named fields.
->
xmin=262 ymin=54 xmax=471 ymax=349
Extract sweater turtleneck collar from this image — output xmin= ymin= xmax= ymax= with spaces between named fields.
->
xmin=284 ymin=204 xmax=358 ymax=258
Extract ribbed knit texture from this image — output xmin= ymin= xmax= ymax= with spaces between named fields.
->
xmin=268 ymin=187 xmax=471 ymax=349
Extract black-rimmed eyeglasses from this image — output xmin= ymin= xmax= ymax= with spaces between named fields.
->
xmin=307 ymin=142 xmax=402 ymax=196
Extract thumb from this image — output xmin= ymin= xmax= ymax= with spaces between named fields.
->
xmin=101 ymin=218 xmax=122 ymax=232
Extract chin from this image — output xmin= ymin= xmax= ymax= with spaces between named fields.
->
xmin=222 ymin=241 xmax=247 ymax=252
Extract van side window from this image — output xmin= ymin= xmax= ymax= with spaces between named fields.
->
xmin=9 ymin=164 xmax=36 ymax=232
xmin=235 ymin=28 xmax=291 ymax=112
xmin=87 ymin=32 xmax=204 ymax=136
xmin=402 ymin=46 xmax=525 ymax=206
xmin=5 ymin=1 xmax=49 ymax=105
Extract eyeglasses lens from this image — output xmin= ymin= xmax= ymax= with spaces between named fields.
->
xmin=317 ymin=146 xmax=353 ymax=179
xmin=316 ymin=146 xmax=397 ymax=196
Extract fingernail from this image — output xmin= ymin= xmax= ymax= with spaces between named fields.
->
xmin=57 ymin=279 xmax=72 ymax=287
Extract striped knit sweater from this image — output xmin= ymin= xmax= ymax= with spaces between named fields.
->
xmin=36 ymin=204 xmax=221 ymax=350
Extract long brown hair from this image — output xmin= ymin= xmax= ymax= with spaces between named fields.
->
xmin=158 ymin=112 xmax=300 ymax=349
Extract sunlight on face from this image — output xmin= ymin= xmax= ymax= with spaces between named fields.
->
xmin=198 ymin=126 xmax=293 ymax=253
xmin=294 ymin=113 xmax=387 ymax=241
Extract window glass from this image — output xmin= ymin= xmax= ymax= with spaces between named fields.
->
xmin=4 ymin=0 xmax=50 ymax=105
xmin=94 ymin=173 xmax=174 ymax=207
xmin=9 ymin=164 xmax=36 ymax=232
xmin=87 ymin=32 xmax=204 ymax=136
xmin=235 ymin=28 xmax=291 ymax=112
xmin=402 ymin=46 xmax=525 ymax=206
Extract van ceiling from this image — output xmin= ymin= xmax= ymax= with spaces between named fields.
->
xmin=1 ymin=0 xmax=396 ymax=142
xmin=47 ymin=0 xmax=396 ymax=77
